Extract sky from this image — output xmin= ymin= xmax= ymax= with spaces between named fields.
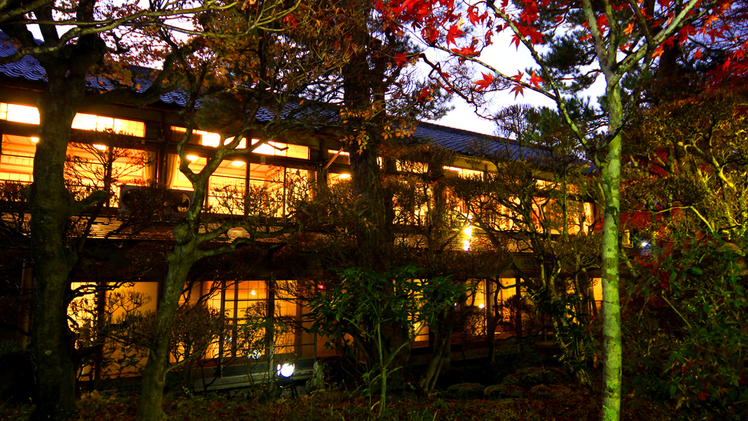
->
xmin=420 ymin=31 xmax=600 ymax=137
xmin=421 ymin=35 xmax=555 ymax=136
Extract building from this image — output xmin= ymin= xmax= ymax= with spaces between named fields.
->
xmin=0 ymin=30 xmax=602 ymax=384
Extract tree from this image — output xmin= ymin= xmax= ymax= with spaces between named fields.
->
xmin=0 ymin=1 xmax=270 ymax=418
xmin=133 ymin=3 xmax=375 ymax=419
xmin=390 ymin=143 xmax=501 ymax=391
xmin=383 ymin=0 xmax=740 ymax=418
xmin=308 ymin=266 xmax=466 ymax=418
xmin=615 ymin=80 xmax=748 ymax=417
xmin=449 ymin=103 xmax=602 ymax=385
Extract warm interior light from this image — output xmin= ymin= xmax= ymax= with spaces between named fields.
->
xmin=463 ymin=226 xmax=473 ymax=237
xmin=478 ymin=304 xmax=485 ymax=309
xmin=29 ymin=137 xmax=39 ymax=144
xmin=6 ymin=104 xmax=40 ymax=124
xmin=186 ymin=155 xmax=200 ymax=162
xmin=462 ymin=240 xmax=471 ymax=251
xmin=250 ymin=290 xmax=256 ymax=296
xmin=231 ymin=161 xmax=245 ymax=167
xmin=93 ymin=144 xmax=107 ymax=151
xmin=338 ymin=173 xmax=351 ymax=179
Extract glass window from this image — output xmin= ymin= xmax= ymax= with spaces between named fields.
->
xmin=209 ymin=160 xmax=247 ymax=215
xmin=252 ymin=139 xmax=309 ymax=159
xmin=65 ymin=143 xmax=151 ymax=206
xmin=0 ymin=134 xmax=36 ymax=182
xmin=202 ymin=280 xmax=298 ymax=360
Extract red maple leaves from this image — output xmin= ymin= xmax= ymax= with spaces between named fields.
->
xmin=473 ymin=72 xmax=494 ymax=91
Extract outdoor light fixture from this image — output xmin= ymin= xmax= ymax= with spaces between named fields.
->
xmin=640 ymin=241 xmax=649 ymax=248
xmin=478 ymin=304 xmax=485 ymax=309
xmin=276 ymin=362 xmax=297 ymax=398
xmin=277 ymin=363 xmax=295 ymax=378
xmin=463 ymin=225 xmax=473 ymax=236
xmin=462 ymin=240 xmax=471 ymax=251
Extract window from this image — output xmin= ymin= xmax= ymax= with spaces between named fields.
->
xmin=248 ymin=164 xmax=309 ymax=218
xmin=0 ymin=103 xmax=39 ymax=124
xmin=252 ymin=139 xmax=309 ymax=160
xmin=171 ymin=127 xmax=247 ymax=149
xmin=72 ymin=114 xmax=145 ymax=137
xmin=65 ymin=143 xmax=151 ymax=205
xmin=209 ymin=160 xmax=246 ymax=215
xmin=0 ymin=134 xmax=36 ymax=182
xmin=444 ymin=165 xmax=482 ymax=178
xmin=0 ymin=103 xmax=145 ymax=137
xmin=203 ymin=280 xmax=298 ymax=360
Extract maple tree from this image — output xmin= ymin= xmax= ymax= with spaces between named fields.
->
xmin=380 ymin=0 xmax=743 ymax=419
xmin=615 ymin=79 xmax=748 ymax=417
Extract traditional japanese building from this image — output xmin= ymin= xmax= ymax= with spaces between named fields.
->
xmin=0 ymin=30 xmax=602 ymax=384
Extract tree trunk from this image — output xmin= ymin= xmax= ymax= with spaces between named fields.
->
xmin=28 ymin=71 xmax=88 ymax=421
xmin=600 ymin=81 xmax=623 ymax=421
xmin=419 ymin=307 xmax=455 ymax=393
xmin=135 ymin=245 xmax=197 ymax=421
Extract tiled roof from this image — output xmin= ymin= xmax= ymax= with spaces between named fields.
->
xmin=0 ymin=30 xmax=556 ymax=164
xmin=0 ymin=31 xmax=190 ymax=106
xmin=411 ymin=121 xmax=550 ymax=161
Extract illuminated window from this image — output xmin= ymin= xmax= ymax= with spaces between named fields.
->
xmin=69 ymin=281 xmax=157 ymax=376
xmin=64 ymin=143 xmax=151 ymax=206
xmin=247 ymin=164 xmax=309 ymax=217
xmin=169 ymin=154 xmax=206 ymax=191
xmin=0 ymin=134 xmax=36 ymax=182
xmin=209 ymin=160 xmax=247 ymax=215
xmin=72 ymin=114 xmax=145 ymax=137
xmin=0 ymin=103 xmax=40 ymax=124
xmin=0 ymin=103 xmax=145 ymax=136
xmin=171 ymin=127 xmax=247 ymax=149
xmin=202 ymin=280 xmax=298 ymax=359
xmin=328 ymin=172 xmax=352 ymax=186
xmin=252 ymin=139 xmax=309 ymax=159
xmin=327 ymin=149 xmax=350 ymax=157
xmin=443 ymin=165 xmax=482 ymax=178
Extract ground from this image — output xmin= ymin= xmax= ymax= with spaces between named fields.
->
xmin=1 ymin=366 xmax=672 ymax=421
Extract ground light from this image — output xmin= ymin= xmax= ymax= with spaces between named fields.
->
xmin=276 ymin=362 xmax=297 ymax=398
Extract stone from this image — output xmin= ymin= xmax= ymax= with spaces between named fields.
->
xmin=445 ymin=382 xmax=485 ymax=400
xmin=483 ymin=384 xmax=525 ymax=399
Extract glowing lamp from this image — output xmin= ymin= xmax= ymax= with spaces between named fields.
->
xmin=277 ymin=363 xmax=295 ymax=378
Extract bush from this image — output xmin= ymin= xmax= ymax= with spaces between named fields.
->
xmin=625 ymin=233 xmax=748 ymax=419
